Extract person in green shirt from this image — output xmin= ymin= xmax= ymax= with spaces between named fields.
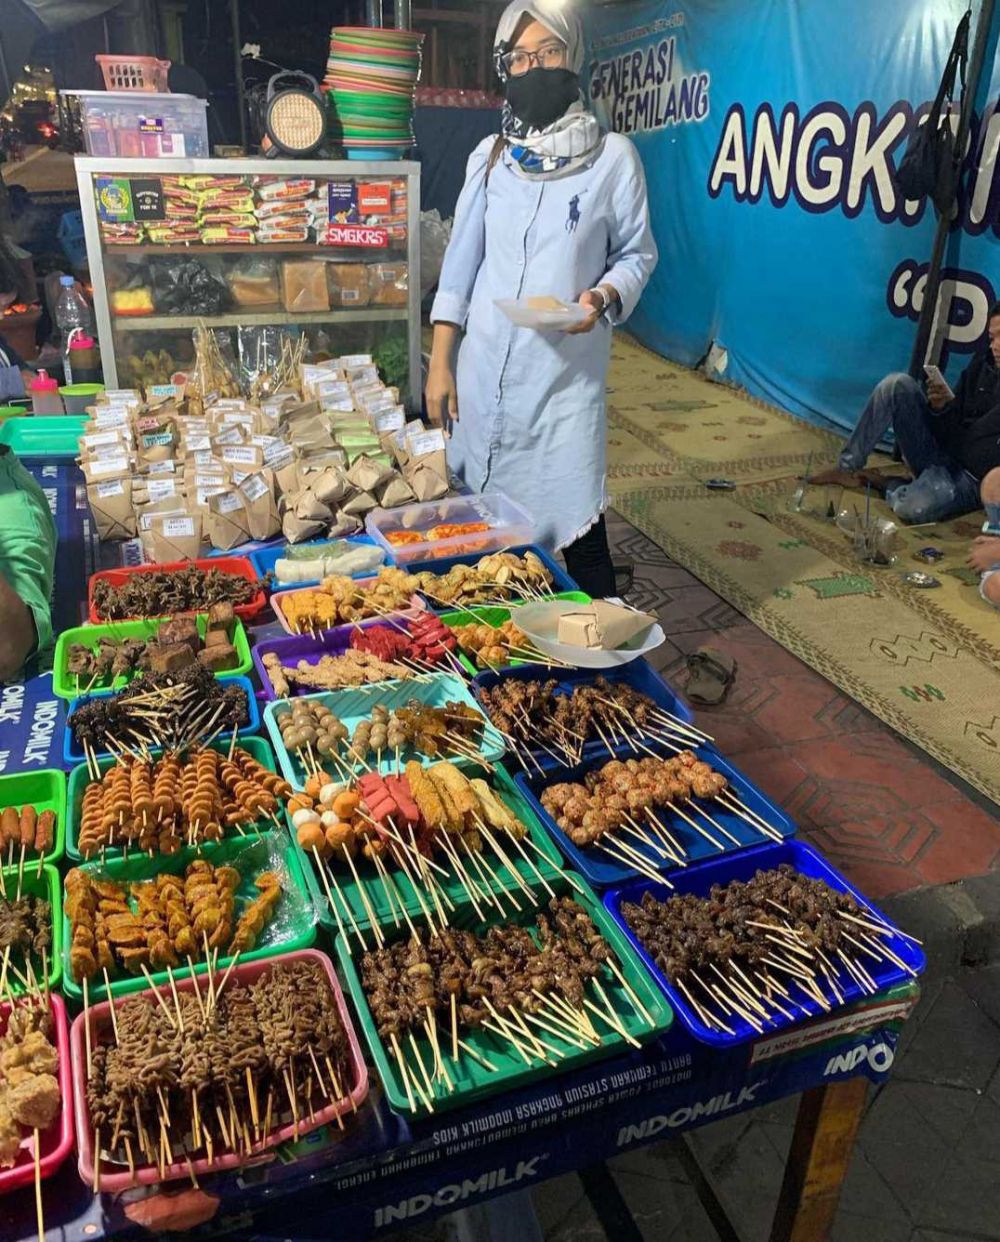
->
xmin=0 ymin=446 xmax=56 ymax=679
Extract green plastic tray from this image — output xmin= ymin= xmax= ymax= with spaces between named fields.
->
xmin=0 ymin=862 xmax=62 ymax=996
xmin=294 ymin=762 xmax=564 ymax=935
xmin=440 ymin=592 xmax=591 ymax=676
xmin=0 ymin=415 xmax=87 ymax=458
xmin=0 ymin=769 xmax=66 ymax=866
xmin=336 ymin=869 xmax=672 ymax=1117
xmin=66 ymin=735 xmax=280 ymax=864
xmin=61 ymin=832 xmax=316 ymax=1004
xmin=52 ymin=614 xmax=254 ymax=700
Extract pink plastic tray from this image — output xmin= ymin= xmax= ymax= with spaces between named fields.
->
xmin=0 ymin=994 xmax=74 ymax=1195
xmin=271 ymin=576 xmax=426 ymax=636
xmin=71 ymin=948 xmax=369 ymax=1192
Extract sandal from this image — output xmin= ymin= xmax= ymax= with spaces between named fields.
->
xmin=686 ymin=647 xmax=737 ymax=705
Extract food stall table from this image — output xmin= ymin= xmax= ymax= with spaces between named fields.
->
xmin=0 ymin=976 xmax=916 ymax=1241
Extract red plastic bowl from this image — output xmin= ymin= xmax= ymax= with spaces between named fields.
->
xmin=0 ymin=993 xmax=74 ymax=1195
xmin=87 ymin=557 xmax=267 ymax=624
xmin=71 ymin=948 xmax=369 ymax=1192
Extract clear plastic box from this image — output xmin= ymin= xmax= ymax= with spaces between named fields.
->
xmin=74 ymin=91 xmax=209 ymax=157
xmin=365 ymin=490 xmax=535 ymax=564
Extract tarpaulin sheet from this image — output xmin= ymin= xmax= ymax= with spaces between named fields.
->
xmin=584 ymin=0 xmax=1000 ymax=433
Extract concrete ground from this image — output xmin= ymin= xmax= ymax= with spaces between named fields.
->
xmin=392 ymin=511 xmax=1000 ymax=1242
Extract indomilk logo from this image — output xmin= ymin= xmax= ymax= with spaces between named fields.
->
xmin=375 ymin=1158 xmax=543 ymax=1226
xmin=616 ymin=1084 xmax=762 ymax=1145
xmin=824 ymin=1042 xmax=894 ymax=1076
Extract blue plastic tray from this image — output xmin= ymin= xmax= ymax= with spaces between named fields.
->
xmin=472 ymin=660 xmax=694 ymax=770
xmin=63 ymin=674 xmax=261 ymax=765
xmin=408 ymin=544 xmax=580 ymax=605
xmin=515 ymin=741 xmax=796 ymax=889
xmin=263 ymin=671 xmax=507 ymax=792
xmin=249 ymin=534 xmax=389 ymax=591
xmin=603 ymin=839 xmax=926 ymax=1047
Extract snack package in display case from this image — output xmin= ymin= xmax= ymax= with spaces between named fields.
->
xmin=328 ymin=263 xmax=371 ymax=308
xmin=227 ymin=256 xmax=280 ymax=309
xmin=369 ymin=262 xmax=408 ymax=307
xmin=281 ymin=260 xmax=329 ymax=314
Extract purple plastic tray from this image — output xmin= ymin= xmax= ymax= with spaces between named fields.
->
xmin=253 ymin=618 xmax=451 ymax=700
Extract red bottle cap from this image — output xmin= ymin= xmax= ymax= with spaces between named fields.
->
xmin=68 ymin=333 xmax=96 ymax=351
xmin=30 ymin=369 xmax=59 ymax=392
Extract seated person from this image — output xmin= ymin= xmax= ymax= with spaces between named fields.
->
xmin=0 ymin=445 xmax=56 ymax=680
xmin=812 ymin=303 xmax=1000 ymax=523
xmin=968 ymin=467 xmax=1000 ymax=608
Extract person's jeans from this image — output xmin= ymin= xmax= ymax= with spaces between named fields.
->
xmin=839 ymin=372 xmax=981 ymax=522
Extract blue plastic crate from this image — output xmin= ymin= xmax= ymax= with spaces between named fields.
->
xmin=514 ymin=741 xmax=796 ymax=888
xmin=63 ymin=674 xmax=261 ymax=766
xmin=249 ymin=533 xmax=390 ymax=591
xmin=603 ymin=839 xmax=925 ymax=1047
xmin=471 ymin=659 xmax=694 ymax=770
xmin=407 ymin=544 xmax=580 ymax=605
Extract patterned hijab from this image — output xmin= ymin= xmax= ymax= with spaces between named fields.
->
xmin=493 ymin=1 xmax=602 ymax=179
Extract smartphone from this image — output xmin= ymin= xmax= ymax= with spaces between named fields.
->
xmin=923 ymin=364 xmax=955 ymax=400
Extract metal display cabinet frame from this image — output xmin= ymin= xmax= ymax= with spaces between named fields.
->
xmin=74 ymin=156 xmax=422 ymax=403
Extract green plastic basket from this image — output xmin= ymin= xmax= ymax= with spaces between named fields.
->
xmin=294 ymin=762 xmax=564 ymax=935
xmin=440 ymin=592 xmax=591 ymax=676
xmin=0 ymin=769 xmax=66 ymax=867
xmin=52 ymin=614 xmax=254 ymax=700
xmin=0 ymin=415 xmax=87 ymax=457
xmin=336 ymin=868 xmax=672 ymax=1118
xmin=61 ymin=831 xmax=316 ymax=1004
xmin=0 ymin=862 xmax=62 ymax=996
xmin=66 ymin=735 xmax=280 ymax=864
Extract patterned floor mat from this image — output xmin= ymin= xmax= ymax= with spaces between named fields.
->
xmin=606 ymin=336 xmax=1000 ymax=809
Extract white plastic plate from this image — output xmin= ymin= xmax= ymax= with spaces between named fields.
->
xmin=495 ymin=298 xmax=590 ymax=331
xmin=513 ymin=599 xmax=665 ymax=669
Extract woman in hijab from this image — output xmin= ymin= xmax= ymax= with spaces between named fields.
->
xmin=426 ymin=1 xmax=657 ymax=597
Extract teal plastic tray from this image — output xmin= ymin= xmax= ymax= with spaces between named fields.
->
xmin=65 ymin=735 xmax=280 ymax=863
xmin=263 ymin=671 xmax=507 ymax=793
xmin=336 ymin=869 xmax=672 ymax=1117
xmin=62 ymin=831 xmax=316 ymax=1004
xmin=292 ymin=761 xmax=564 ymax=934
xmin=0 ymin=415 xmax=87 ymax=458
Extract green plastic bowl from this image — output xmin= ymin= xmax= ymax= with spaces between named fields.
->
xmin=59 ymin=384 xmax=105 ymax=415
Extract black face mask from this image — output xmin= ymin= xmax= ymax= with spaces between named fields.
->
xmin=505 ymin=67 xmax=579 ymax=131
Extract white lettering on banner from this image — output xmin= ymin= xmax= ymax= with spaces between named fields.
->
xmin=750 ymin=1000 xmax=914 ymax=1064
xmin=615 ymin=1083 xmax=762 ymax=1146
xmin=0 ymin=684 xmax=24 ymax=725
xmin=795 ymin=111 xmax=849 ymax=207
xmin=749 ymin=107 xmax=795 ymax=201
xmin=0 ymin=750 xmax=10 ymax=773
xmin=23 ymin=700 xmax=58 ymax=766
xmin=887 ymin=259 xmax=997 ymax=368
xmin=824 ymin=1042 xmax=895 ymax=1076
xmin=590 ymin=36 xmax=710 ymax=136
xmin=374 ymin=1158 xmax=545 ymax=1226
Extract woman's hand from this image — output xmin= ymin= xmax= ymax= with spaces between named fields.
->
xmin=565 ymin=289 xmax=604 ymax=335
xmin=425 ymin=359 xmax=458 ymax=433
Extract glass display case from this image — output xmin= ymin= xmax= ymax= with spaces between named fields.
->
xmin=74 ymin=156 xmax=421 ymax=402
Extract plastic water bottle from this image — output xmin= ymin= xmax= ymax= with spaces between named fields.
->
xmin=55 ymin=276 xmax=92 ymax=385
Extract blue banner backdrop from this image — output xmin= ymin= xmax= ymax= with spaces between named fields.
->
xmin=584 ymin=0 xmax=1000 ymax=433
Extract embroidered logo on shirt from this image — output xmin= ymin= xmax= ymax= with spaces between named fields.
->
xmin=566 ymin=194 xmax=582 ymax=232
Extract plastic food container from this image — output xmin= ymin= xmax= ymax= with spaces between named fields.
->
xmin=76 ymin=90 xmax=209 ymax=157
xmin=515 ymin=742 xmax=796 ymax=889
xmin=71 ymin=948 xmax=369 ymax=1192
xmin=366 ymin=492 xmax=535 ymax=565
xmin=407 ymin=542 xmax=580 ymax=600
xmin=336 ymin=870 xmax=671 ymax=1117
xmin=253 ymin=617 xmax=446 ymax=700
xmin=53 ymin=613 xmax=254 ymax=700
xmin=65 ymin=735 xmax=279 ymax=863
xmin=88 ymin=557 xmax=266 ymax=624
xmin=0 ymin=863 xmax=62 ymax=995
xmin=604 ymin=839 xmax=926 ymax=1048
xmin=0 ymin=415 xmax=87 ymax=458
xmin=0 ymin=770 xmax=66 ymax=866
xmin=59 ymin=383 xmax=105 ymax=414
xmin=472 ymin=660 xmax=694 ymax=770
xmin=0 ymin=993 xmax=74 ymax=1195
xmin=250 ymin=532 xmax=389 ymax=591
xmin=61 ymin=832 xmax=316 ymax=1004
xmin=63 ymin=673 xmax=260 ymax=766
xmin=495 ymin=298 xmax=590 ymax=331
xmin=264 ymin=671 xmax=506 ymax=791
xmin=294 ymin=760 xmax=563 ymax=932
xmin=270 ymin=575 xmax=425 ymax=636
xmin=441 ymin=593 xmax=590 ymax=675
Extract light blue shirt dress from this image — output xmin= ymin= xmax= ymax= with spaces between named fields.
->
xmin=431 ymin=131 xmax=658 ymax=551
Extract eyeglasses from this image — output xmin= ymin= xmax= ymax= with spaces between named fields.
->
xmin=502 ymin=42 xmax=567 ymax=76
